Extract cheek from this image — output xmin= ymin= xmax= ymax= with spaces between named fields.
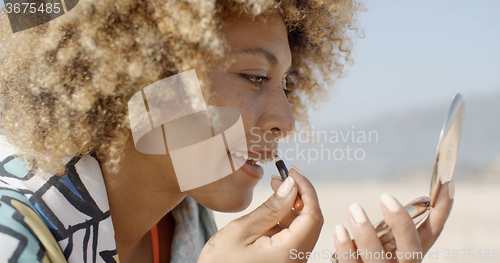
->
xmin=208 ymin=78 xmax=259 ymax=134
xmin=209 ymin=73 xmax=255 ymax=110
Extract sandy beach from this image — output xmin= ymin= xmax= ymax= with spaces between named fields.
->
xmin=214 ymin=180 xmax=500 ymax=262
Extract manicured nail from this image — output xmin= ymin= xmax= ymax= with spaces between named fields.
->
xmin=271 ymin=175 xmax=282 ymax=181
xmin=290 ymin=165 xmax=304 ymax=176
xmin=276 ymin=176 xmax=295 ymax=198
xmin=448 ymin=180 xmax=455 ymax=200
xmin=381 ymin=193 xmax=401 ymax=212
xmin=335 ymin=224 xmax=349 ymax=243
xmin=349 ymin=203 xmax=367 ymax=224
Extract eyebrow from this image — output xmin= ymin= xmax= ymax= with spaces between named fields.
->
xmin=235 ymin=48 xmax=293 ymax=75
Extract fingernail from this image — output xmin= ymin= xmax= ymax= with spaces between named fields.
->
xmin=276 ymin=176 xmax=295 ymax=198
xmin=349 ymin=203 xmax=367 ymax=224
xmin=383 ymin=242 xmax=396 ymax=252
xmin=335 ymin=224 xmax=349 ymax=243
xmin=290 ymin=165 xmax=304 ymax=176
xmin=271 ymin=175 xmax=282 ymax=181
xmin=381 ymin=193 xmax=401 ymax=212
xmin=448 ymin=180 xmax=455 ymax=200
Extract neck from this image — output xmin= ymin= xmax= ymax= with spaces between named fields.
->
xmin=99 ymin=139 xmax=186 ymax=260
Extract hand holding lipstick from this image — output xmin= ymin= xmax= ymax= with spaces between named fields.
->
xmin=198 ymin=164 xmax=323 ymax=263
xmin=274 ymin=155 xmax=304 ymax=211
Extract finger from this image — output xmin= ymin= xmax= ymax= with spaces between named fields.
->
xmin=271 ymin=175 xmax=304 ymax=211
xmin=288 ymin=166 xmax=321 ymax=215
xmin=271 ymin=176 xmax=301 ymax=226
xmin=271 ymin=175 xmax=282 ymax=191
xmin=272 ymin=167 xmax=323 ymax=249
xmin=380 ymin=193 xmax=422 ymax=262
xmin=263 ymin=224 xmax=286 ymax=237
xmin=348 ymin=203 xmax=388 ymax=263
xmin=233 ymin=175 xmax=298 ymax=244
xmin=333 ymin=224 xmax=362 ymax=263
xmin=279 ymin=208 xmax=300 ymax=228
xmin=418 ymin=180 xmax=454 ymax=252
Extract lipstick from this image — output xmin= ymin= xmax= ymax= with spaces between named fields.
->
xmin=274 ymin=154 xmax=288 ymax=181
xmin=274 ymin=154 xmax=303 ymax=211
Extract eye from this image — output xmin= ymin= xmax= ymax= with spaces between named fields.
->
xmin=283 ymin=88 xmax=291 ymax=98
xmin=282 ymin=77 xmax=291 ymax=98
xmin=241 ymin=74 xmax=268 ymax=87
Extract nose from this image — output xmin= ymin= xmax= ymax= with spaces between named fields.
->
xmin=257 ymin=83 xmax=296 ymax=138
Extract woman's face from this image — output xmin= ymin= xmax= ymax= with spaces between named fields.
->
xmin=185 ymin=12 xmax=295 ymax=212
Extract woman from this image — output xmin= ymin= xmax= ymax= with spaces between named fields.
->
xmin=0 ymin=0 xmax=454 ymax=262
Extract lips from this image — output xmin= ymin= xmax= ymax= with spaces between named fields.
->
xmin=228 ymin=150 xmax=265 ymax=179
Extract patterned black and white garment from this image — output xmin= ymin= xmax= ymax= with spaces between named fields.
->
xmin=0 ymin=136 xmax=217 ymax=263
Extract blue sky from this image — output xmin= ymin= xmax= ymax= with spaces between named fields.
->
xmin=309 ymin=0 xmax=500 ymax=128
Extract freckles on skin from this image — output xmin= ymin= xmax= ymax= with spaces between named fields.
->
xmin=187 ymin=12 xmax=293 ymax=212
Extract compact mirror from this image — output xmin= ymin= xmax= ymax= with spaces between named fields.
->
xmin=376 ymin=93 xmax=466 ymax=243
xmin=429 ymin=93 xmax=465 ymax=207
xmin=331 ymin=94 xmax=466 ymax=262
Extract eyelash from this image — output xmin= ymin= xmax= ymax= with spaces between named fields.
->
xmin=283 ymin=88 xmax=291 ymax=98
xmin=241 ymin=74 xmax=292 ymax=98
xmin=242 ymin=74 xmax=268 ymax=86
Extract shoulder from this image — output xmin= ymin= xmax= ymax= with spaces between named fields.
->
xmin=1 ymin=150 xmax=121 ymax=263
xmin=0 ymin=167 xmax=66 ymax=262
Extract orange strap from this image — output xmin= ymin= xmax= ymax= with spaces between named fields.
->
xmin=151 ymin=224 xmax=160 ymax=263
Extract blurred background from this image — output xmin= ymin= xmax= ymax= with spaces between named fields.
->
xmin=215 ymin=1 xmax=500 ymax=262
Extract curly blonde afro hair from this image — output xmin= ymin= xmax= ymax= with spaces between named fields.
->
xmin=0 ymin=0 xmax=363 ymax=175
